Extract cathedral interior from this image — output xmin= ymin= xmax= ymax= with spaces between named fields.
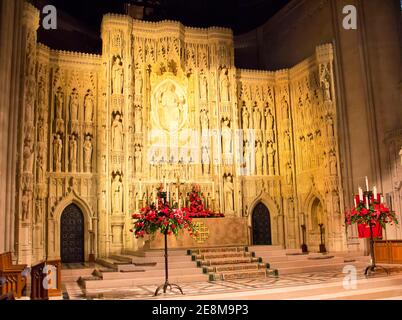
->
xmin=0 ymin=0 xmax=401 ymax=301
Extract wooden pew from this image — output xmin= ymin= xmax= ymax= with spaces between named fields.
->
xmin=31 ymin=259 xmax=62 ymax=300
xmin=0 ymin=252 xmax=27 ymax=298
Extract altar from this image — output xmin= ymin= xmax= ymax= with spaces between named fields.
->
xmin=147 ymin=218 xmax=248 ymax=250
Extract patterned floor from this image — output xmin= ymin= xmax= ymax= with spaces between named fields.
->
xmin=63 ymin=268 xmax=399 ymax=300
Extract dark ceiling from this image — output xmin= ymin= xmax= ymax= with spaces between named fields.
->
xmin=31 ymin=0 xmax=290 ymax=53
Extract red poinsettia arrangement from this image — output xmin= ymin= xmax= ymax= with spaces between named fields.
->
xmin=345 ymin=192 xmax=398 ymax=238
xmin=184 ymin=184 xmax=224 ymax=218
xmin=131 ymin=186 xmax=198 ymax=238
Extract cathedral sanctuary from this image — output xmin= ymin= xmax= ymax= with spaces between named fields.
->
xmin=0 ymin=0 xmax=401 ymax=300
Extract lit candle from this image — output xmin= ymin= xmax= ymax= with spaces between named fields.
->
xmin=163 ymin=176 xmax=166 ymax=191
xmin=380 ymin=194 xmax=384 ymax=204
xmin=353 ymin=197 xmax=357 ymax=207
xmin=373 ymin=186 xmax=377 ymax=202
xmin=366 ymin=196 xmax=369 ymax=209
xmin=365 ymin=176 xmax=369 ymax=191
xmin=358 ymin=187 xmax=363 ymax=202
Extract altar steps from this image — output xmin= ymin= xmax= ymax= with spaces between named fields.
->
xmin=190 ymin=246 xmax=278 ymax=281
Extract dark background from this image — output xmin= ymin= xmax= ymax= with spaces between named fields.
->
xmin=29 ymin=0 xmax=290 ymax=53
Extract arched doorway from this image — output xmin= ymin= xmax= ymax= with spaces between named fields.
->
xmin=60 ymin=204 xmax=84 ymax=263
xmin=252 ymin=202 xmax=272 ymax=245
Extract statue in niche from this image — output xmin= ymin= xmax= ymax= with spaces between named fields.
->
xmin=281 ymin=96 xmax=290 ymax=120
xmin=201 ymin=146 xmax=210 ymax=175
xmin=53 ymin=134 xmax=62 ymax=172
xmin=253 ymin=104 xmax=262 ymax=130
xmin=267 ymin=142 xmax=276 ymax=175
xmin=38 ymin=119 xmax=45 ymax=142
xmin=265 ymin=106 xmax=274 ymax=130
xmin=200 ymin=109 xmax=209 ymax=131
xmin=134 ymin=144 xmax=142 ymax=174
xmin=221 ymin=118 xmax=232 ymax=154
xmin=38 ymin=83 xmax=46 ymax=108
xmin=244 ymin=141 xmax=252 ymax=174
xmin=200 ymin=74 xmax=208 ymax=100
xmin=84 ymin=91 xmax=94 ymax=123
xmin=83 ymin=136 xmax=93 ymax=172
xmin=286 ymin=163 xmax=293 ymax=185
xmin=255 ymin=141 xmax=263 ymax=175
xmin=224 ymin=175 xmax=234 ymax=212
xmin=112 ymin=114 xmax=123 ymax=151
xmin=327 ymin=116 xmax=334 ymax=138
xmin=69 ymin=135 xmax=77 ymax=172
xmin=21 ymin=190 xmax=30 ymax=221
xmin=157 ymin=83 xmax=186 ymax=132
xmin=323 ymin=77 xmax=331 ymax=102
xmin=23 ymin=143 xmax=34 ymax=173
xmin=70 ymin=90 xmax=79 ymax=122
xmin=242 ymin=105 xmax=249 ymax=129
xmin=135 ymin=106 xmax=142 ymax=133
xmin=332 ymin=193 xmax=340 ymax=215
xmin=220 ymin=67 xmax=230 ymax=102
xmin=112 ymin=56 xmax=124 ymax=95
xmin=329 ymin=151 xmax=337 ymax=175
xmin=36 ymin=157 xmax=45 ymax=183
xmin=55 ymin=89 xmax=64 ymax=120
xmin=112 ymin=174 xmax=123 ymax=213
xmin=135 ymin=68 xmax=143 ymax=96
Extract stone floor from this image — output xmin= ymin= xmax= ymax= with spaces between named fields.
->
xmin=63 ymin=266 xmax=402 ymax=300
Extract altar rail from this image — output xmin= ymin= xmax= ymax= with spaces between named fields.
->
xmin=374 ymin=240 xmax=402 ymax=264
xmin=148 ymin=217 xmax=248 ymax=249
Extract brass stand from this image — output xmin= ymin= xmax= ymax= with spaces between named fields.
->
xmin=364 ymin=224 xmax=389 ymax=278
xmin=154 ymin=230 xmax=184 ymax=296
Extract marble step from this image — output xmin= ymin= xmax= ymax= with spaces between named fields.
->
xmin=275 ymin=261 xmax=368 ymax=275
xmin=83 ymin=273 xmax=209 ymax=289
xmin=247 ymin=245 xmax=284 ymax=251
xmin=198 ymin=257 xmax=261 ymax=267
xmin=61 ymin=268 xmax=95 ymax=283
xmin=269 ymin=256 xmax=344 ymax=268
xmin=188 ymin=246 xmax=248 ymax=255
xmin=101 ymin=266 xmax=202 ymax=280
xmin=127 ymin=249 xmax=188 ymax=258
xmin=211 ymin=269 xmax=268 ymax=281
xmin=203 ymin=262 xmax=268 ymax=273
xmin=194 ymin=252 xmax=253 ymax=260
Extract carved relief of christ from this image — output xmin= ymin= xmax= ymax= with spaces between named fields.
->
xmin=157 ymin=83 xmax=186 ymax=132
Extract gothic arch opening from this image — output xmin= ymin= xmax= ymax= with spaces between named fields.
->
xmin=310 ymin=198 xmax=323 ymax=233
xmin=252 ymin=202 xmax=272 ymax=245
xmin=60 ymin=204 xmax=85 ymax=263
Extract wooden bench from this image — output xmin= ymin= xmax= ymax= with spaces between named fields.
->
xmin=0 ymin=252 xmax=27 ymax=298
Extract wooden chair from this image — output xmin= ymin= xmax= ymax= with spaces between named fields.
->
xmin=0 ymin=252 xmax=27 ymax=298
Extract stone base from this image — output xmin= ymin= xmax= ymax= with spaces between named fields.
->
xmin=148 ymin=217 xmax=248 ymax=249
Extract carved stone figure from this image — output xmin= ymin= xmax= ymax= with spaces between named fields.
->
xmin=37 ymin=157 xmax=45 ymax=183
xmin=253 ymin=104 xmax=262 ymax=130
xmin=255 ymin=142 xmax=263 ymax=175
xmin=220 ymin=68 xmax=230 ymax=102
xmin=329 ymin=152 xmax=337 ymax=175
xmin=135 ymin=68 xmax=143 ymax=96
xmin=242 ymin=105 xmax=249 ymax=129
xmin=281 ymin=96 xmax=290 ymax=119
xmin=21 ymin=191 xmax=30 ymax=221
xmin=201 ymin=146 xmax=210 ymax=175
xmin=112 ymin=56 xmax=124 ymax=94
xmin=135 ymin=106 xmax=143 ymax=133
xmin=244 ymin=141 xmax=252 ymax=174
xmin=224 ymin=175 xmax=234 ymax=212
xmin=267 ymin=142 xmax=276 ymax=175
xmin=53 ymin=134 xmax=62 ymax=172
xmin=112 ymin=114 xmax=123 ymax=151
xmin=134 ymin=144 xmax=142 ymax=173
xmin=265 ymin=107 xmax=274 ymax=131
xmin=56 ymin=89 xmax=64 ymax=120
xmin=84 ymin=92 xmax=94 ymax=122
xmin=222 ymin=119 xmax=232 ymax=154
xmin=23 ymin=143 xmax=34 ymax=173
xmin=327 ymin=116 xmax=334 ymax=138
xmin=112 ymin=174 xmax=123 ymax=213
xmin=70 ymin=90 xmax=79 ymax=121
xmin=83 ymin=136 xmax=93 ymax=172
xmin=200 ymin=109 xmax=209 ymax=131
xmin=284 ymin=131 xmax=291 ymax=151
xmin=200 ymin=74 xmax=208 ymax=100
xmin=157 ymin=83 xmax=186 ymax=132
xmin=69 ymin=135 xmax=77 ymax=172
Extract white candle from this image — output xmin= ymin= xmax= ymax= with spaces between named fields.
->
xmin=353 ymin=198 xmax=357 ymax=207
xmin=380 ymin=195 xmax=384 ymax=204
xmin=163 ymin=176 xmax=166 ymax=191
xmin=358 ymin=187 xmax=363 ymax=202
xmin=365 ymin=176 xmax=369 ymax=191
xmin=373 ymin=186 xmax=377 ymax=201
xmin=366 ymin=196 xmax=369 ymax=209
